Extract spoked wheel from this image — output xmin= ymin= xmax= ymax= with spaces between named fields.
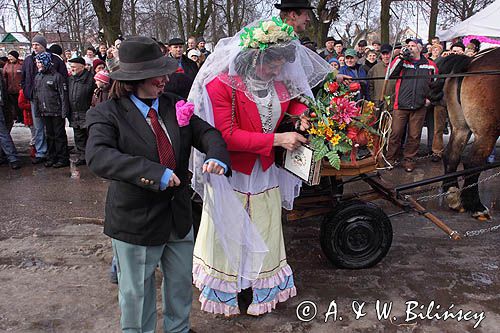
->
xmin=320 ymin=201 xmax=392 ymax=269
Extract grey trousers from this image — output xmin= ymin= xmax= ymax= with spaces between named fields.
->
xmin=112 ymin=228 xmax=194 ymax=333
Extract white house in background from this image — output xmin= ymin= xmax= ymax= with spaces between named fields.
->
xmin=400 ymin=27 xmax=426 ymax=43
xmin=0 ymin=32 xmax=31 ymax=58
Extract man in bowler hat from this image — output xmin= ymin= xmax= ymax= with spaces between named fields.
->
xmin=85 ymin=36 xmax=231 ymax=333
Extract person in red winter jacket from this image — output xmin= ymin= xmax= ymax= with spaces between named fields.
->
xmin=18 ymin=89 xmax=36 ymax=157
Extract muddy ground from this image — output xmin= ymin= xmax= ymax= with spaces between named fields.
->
xmin=0 ymin=126 xmax=499 ymax=333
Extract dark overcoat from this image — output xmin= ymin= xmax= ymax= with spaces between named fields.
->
xmin=85 ymin=92 xmax=230 ymax=246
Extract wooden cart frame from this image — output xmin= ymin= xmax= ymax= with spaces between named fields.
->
xmin=285 ymin=158 xmax=500 ymax=269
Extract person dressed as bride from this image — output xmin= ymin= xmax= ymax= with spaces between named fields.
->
xmin=189 ymin=17 xmax=330 ymax=316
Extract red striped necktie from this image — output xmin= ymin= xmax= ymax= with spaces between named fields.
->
xmin=147 ymin=108 xmax=176 ymax=169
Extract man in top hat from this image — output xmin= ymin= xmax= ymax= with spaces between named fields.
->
xmin=276 ymin=0 xmax=314 ymax=34
xmin=85 ymin=36 xmax=231 ymax=333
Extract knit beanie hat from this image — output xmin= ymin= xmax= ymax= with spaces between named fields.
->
xmin=328 ymin=57 xmax=340 ymax=65
xmin=49 ymin=44 xmax=63 ymax=56
xmin=94 ymin=70 xmax=110 ymax=84
xmin=32 ymin=35 xmax=48 ymax=49
xmin=93 ymin=58 xmax=105 ymax=71
xmin=35 ymin=52 xmax=52 ymax=70
xmin=8 ymin=50 xmax=19 ymax=59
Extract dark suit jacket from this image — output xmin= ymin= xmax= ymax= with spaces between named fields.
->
xmin=85 ymin=93 xmax=230 ymax=246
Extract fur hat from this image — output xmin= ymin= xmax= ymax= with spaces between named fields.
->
xmin=32 ymin=35 xmax=48 ymax=49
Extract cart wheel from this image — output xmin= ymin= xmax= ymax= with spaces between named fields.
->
xmin=320 ymin=201 xmax=392 ymax=269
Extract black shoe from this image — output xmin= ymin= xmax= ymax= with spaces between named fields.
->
xmin=44 ymin=160 xmax=55 ymax=167
xmin=10 ymin=160 xmax=21 ymax=170
xmin=443 ymin=126 xmax=449 ymax=135
xmin=53 ymin=160 xmax=70 ymax=168
xmin=32 ymin=156 xmax=47 ymax=164
xmin=75 ymin=159 xmax=86 ymax=166
xmin=237 ymin=288 xmax=253 ymax=314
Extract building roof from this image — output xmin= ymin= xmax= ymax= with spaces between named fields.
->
xmin=1 ymin=32 xmax=31 ymax=44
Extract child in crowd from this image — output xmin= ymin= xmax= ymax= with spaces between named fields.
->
xmin=91 ymin=71 xmax=110 ymax=107
xmin=33 ymin=52 xmax=70 ymax=168
xmin=18 ymin=89 xmax=36 ymax=157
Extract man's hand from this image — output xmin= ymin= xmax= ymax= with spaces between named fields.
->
xmin=274 ymin=132 xmax=308 ymax=151
xmin=168 ymin=173 xmax=181 ymax=187
xmin=336 ymin=74 xmax=352 ymax=85
xmin=203 ymin=160 xmax=225 ymax=175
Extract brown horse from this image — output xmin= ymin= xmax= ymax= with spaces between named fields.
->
xmin=430 ymin=48 xmax=500 ymax=220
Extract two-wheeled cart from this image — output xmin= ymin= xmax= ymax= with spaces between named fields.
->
xmin=285 ymin=157 xmax=500 ymax=269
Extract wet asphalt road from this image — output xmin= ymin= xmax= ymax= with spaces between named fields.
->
xmin=0 ymin=125 xmax=499 ymax=332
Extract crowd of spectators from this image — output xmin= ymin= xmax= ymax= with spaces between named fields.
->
xmin=0 ymin=31 xmax=496 ymax=172
xmin=306 ymin=34 xmax=495 ymax=171
xmin=0 ymin=33 xmax=209 ymax=170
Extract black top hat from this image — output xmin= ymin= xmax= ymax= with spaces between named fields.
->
xmin=275 ymin=0 xmax=314 ymax=10
xmin=110 ymin=36 xmax=178 ymax=81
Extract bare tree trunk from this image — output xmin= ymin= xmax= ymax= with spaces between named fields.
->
xmin=428 ymin=0 xmax=438 ymax=40
xmin=91 ymin=0 xmax=124 ymax=44
xmin=130 ymin=0 xmax=137 ymax=35
xmin=310 ymin=0 xmax=338 ymax=46
xmin=380 ymin=0 xmax=391 ymax=44
xmin=173 ymin=0 xmax=186 ymax=40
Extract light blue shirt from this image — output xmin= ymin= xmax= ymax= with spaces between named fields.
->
xmin=129 ymin=94 xmax=227 ymax=191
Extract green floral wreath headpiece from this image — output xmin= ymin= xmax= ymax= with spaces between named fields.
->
xmin=239 ymin=17 xmax=297 ymax=51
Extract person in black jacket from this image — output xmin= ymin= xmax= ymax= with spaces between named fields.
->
xmin=33 ymin=52 xmax=70 ymax=168
xmin=386 ymin=39 xmax=438 ymax=172
xmin=21 ymin=34 xmax=68 ymax=164
xmin=85 ymin=36 xmax=230 ymax=333
xmin=67 ymin=57 xmax=96 ymax=165
xmin=164 ymin=38 xmax=199 ymax=99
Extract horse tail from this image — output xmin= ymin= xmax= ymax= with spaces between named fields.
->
xmin=429 ymin=55 xmax=473 ymax=104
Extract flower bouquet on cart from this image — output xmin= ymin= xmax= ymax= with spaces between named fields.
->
xmin=299 ymin=73 xmax=381 ymax=170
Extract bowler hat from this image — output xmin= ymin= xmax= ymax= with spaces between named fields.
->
xmin=274 ymin=0 xmax=314 ymax=10
xmin=110 ymin=36 xmax=178 ymax=81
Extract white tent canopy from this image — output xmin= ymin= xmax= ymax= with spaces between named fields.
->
xmin=437 ymin=0 xmax=500 ymax=40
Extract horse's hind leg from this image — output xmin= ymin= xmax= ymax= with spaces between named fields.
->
xmin=443 ymin=127 xmax=471 ymax=212
xmin=460 ymin=134 xmax=498 ymax=220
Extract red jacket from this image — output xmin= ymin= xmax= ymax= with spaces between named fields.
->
xmin=207 ymin=75 xmax=307 ymax=175
xmin=18 ymin=89 xmax=31 ymax=111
